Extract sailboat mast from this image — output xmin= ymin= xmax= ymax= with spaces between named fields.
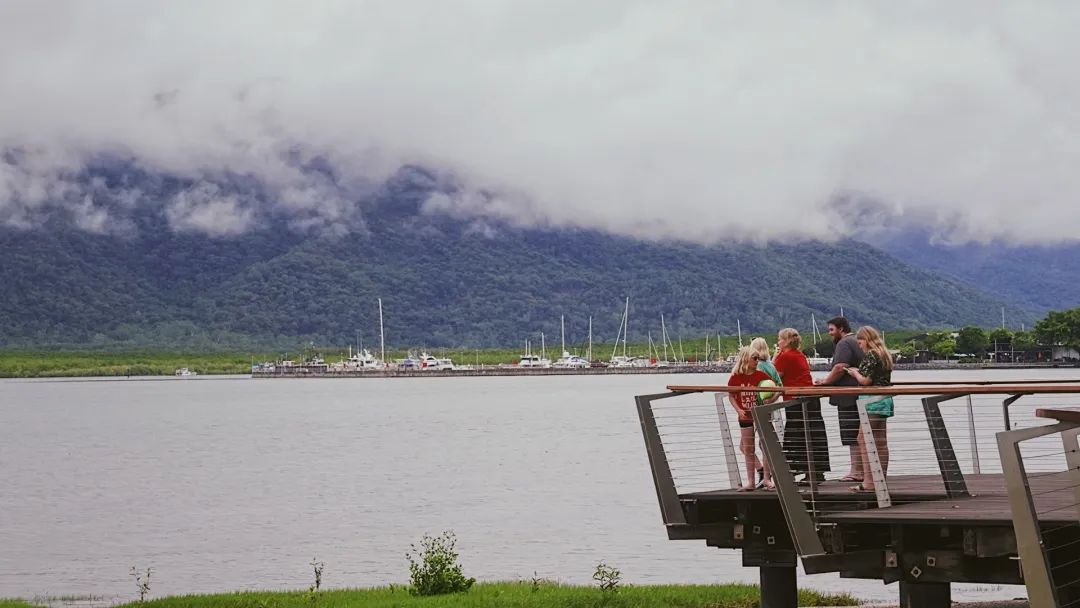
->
xmin=613 ymin=300 xmax=630 ymax=360
xmin=704 ymin=333 xmax=710 ymax=362
xmin=378 ymin=298 xmax=385 ymax=364
xmin=561 ymin=315 xmax=566 ymax=353
xmin=660 ymin=313 xmax=669 ymax=361
xmin=623 ymin=297 xmax=629 ymax=357
xmin=737 ymin=319 xmax=743 ymax=347
xmin=588 ymin=316 xmax=593 ymax=361
xmin=541 ymin=332 xmax=546 ymax=360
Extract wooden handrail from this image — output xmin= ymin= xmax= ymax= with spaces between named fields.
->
xmin=666 ymin=383 xmax=1080 ymax=396
xmin=1035 ymin=407 xmax=1080 ymax=423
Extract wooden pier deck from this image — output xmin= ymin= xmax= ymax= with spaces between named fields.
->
xmin=687 ymin=474 xmax=1080 ymax=525
xmin=636 ymin=383 xmax=1080 ymax=608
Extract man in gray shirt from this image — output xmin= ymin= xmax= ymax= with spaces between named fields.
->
xmin=814 ymin=316 xmax=864 ymax=481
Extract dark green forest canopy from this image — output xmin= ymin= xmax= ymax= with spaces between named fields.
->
xmin=0 ymin=167 xmax=1047 ymax=350
xmin=0 ymin=216 xmax=1037 ymax=350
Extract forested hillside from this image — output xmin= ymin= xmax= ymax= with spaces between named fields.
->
xmin=877 ymin=230 xmax=1080 ymax=315
xmin=0 ymin=167 xmax=1038 ymax=350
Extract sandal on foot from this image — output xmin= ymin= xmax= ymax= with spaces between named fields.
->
xmin=736 ymin=484 xmax=756 ymax=492
xmin=839 ymin=475 xmax=864 ymax=482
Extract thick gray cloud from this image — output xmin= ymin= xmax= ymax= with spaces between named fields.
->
xmin=1 ymin=1 xmax=1079 ymax=243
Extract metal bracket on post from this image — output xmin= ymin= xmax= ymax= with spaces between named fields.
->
xmin=754 ymin=398 xmax=826 ymax=558
xmin=922 ymin=394 xmax=970 ymax=498
xmin=1002 ymin=394 xmax=1029 ymax=431
xmin=636 ymin=392 xmax=689 ymax=526
xmin=714 ymin=393 xmax=744 ymax=490
xmin=857 ymin=397 xmax=891 ymax=508
xmin=997 ymin=420 xmax=1076 ymax=608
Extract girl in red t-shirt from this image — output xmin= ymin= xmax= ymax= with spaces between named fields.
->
xmin=728 ymin=347 xmax=774 ymax=490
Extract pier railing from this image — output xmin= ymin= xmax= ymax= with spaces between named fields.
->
xmin=637 ymin=382 xmax=1080 ymax=607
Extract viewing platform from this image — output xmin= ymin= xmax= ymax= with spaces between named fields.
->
xmin=636 ymin=381 xmax=1080 ymax=608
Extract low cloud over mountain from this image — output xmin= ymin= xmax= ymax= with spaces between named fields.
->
xmin=3 ymin=3 xmax=1080 ymax=244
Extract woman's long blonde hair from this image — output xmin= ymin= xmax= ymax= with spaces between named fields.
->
xmin=749 ymin=337 xmax=771 ymax=361
xmin=857 ymin=326 xmax=893 ymax=370
xmin=733 ymin=346 xmax=759 ymax=375
xmin=778 ymin=328 xmax=801 ymax=350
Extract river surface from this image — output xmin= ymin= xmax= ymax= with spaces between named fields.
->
xmin=2 ymin=369 xmax=1077 ymax=604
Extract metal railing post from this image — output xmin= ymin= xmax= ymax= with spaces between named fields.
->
xmin=922 ymin=394 xmax=970 ymax=498
xmin=857 ymin=397 xmax=891 ymax=508
xmin=713 ymin=393 xmax=743 ymax=490
xmin=636 ymin=392 xmax=688 ymax=526
xmin=997 ymin=420 xmax=1076 ymax=608
xmin=753 ymin=398 xmax=826 ymax=558
xmin=1061 ymin=427 xmax=1080 ymax=523
xmin=1002 ymin=393 xmax=1028 ymax=431
xmin=966 ymin=394 xmax=981 ymax=474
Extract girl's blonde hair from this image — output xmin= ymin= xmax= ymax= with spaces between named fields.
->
xmin=733 ymin=346 xmax=759 ymax=375
xmin=856 ymin=326 xmax=893 ymax=370
xmin=778 ymin=328 xmax=802 ymax=350
xmin=749 ymin=337 xmax=771 ymax=361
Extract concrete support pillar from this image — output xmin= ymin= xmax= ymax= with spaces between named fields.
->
xmin=899 ymin=580 xmax=950 ymax=608
xmin=759 ymin=565 xmax=797 ymax=608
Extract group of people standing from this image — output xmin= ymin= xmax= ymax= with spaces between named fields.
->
xmin=725 ymin=316 xmax=894 ymax=492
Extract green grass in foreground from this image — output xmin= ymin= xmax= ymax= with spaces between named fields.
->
xmin=4 ymin=583 xmax=860 ymax=608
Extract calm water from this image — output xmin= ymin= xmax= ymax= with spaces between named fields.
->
xmin=2 ymin=369 xmax=1076 ymax=603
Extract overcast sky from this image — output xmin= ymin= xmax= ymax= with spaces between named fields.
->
xmin=2 ymin=1 xmax=1079 ymax=244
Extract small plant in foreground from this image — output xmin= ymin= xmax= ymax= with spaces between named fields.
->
xmin=306 ymin=557 xmax=325 ymax=608
xmin=308 ymin=557 xmax=325 ymax=592
xmin=530 ymin=571 xmax=542 ymax=593
xmin=592 ymin=561 xmax=620 ymax=593
xmin=405 ymin=530 xmax=476 ymax=596
xmin=129 ymin=566 xmax=152 ymax=602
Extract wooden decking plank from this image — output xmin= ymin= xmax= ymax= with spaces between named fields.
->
xmin=682 ymin=472 xmax=1080 ymax=526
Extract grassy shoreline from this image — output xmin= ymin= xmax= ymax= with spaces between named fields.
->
xmin=3 ymin=582 xmax=860 ymax=607
xmin=0 ymin=330 xmax=928 ymax=378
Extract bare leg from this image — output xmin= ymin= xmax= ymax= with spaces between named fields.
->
xmin=871 ymin=417 xmax=889 ymax=477
xmin=739 ymin=426 xmax=758 ymax=490
xmin=860 ymin=418 xmax=889 ymax=490
xmin=848 ymin=444 xmax=863 ymax=480
xmin=858 ymin=427 xmax=875 ymax=490
xmin=758 ymin=430 xmax=774 ymax=489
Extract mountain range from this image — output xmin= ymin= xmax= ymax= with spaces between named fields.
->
xmin=0 ymin=166 xmax=1073 ymax=350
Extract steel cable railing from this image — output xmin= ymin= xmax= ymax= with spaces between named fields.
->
xmin=638 ymin=381 xmax=1080 ymax=607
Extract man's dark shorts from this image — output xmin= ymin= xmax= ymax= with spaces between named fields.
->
xmin=832 ymin=396 xmax=860 ymax=446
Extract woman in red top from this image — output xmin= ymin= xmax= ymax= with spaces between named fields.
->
xmin=727 ymin=347 xmax=775 ymax=491
xmin=773 ymin=328 xmax=831 ymax=483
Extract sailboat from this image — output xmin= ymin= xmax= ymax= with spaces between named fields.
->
xmin=553 ymin=316 xmax=589 ymax=368
xmin=336 ymin=299 xmax=389 ymax=371
xmin=609 ymin=297 xmax=638 ymax=367
xmin=517 ymin=337 xmax=552 ymax=368
xmin=806 ymin=313 xmax=831 ymax=366
xmin=650 ymin=313 xmax=672 ymax=367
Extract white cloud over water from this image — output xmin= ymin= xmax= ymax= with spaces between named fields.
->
xmin=2 ymin=1 xmax=1080 ymax=244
